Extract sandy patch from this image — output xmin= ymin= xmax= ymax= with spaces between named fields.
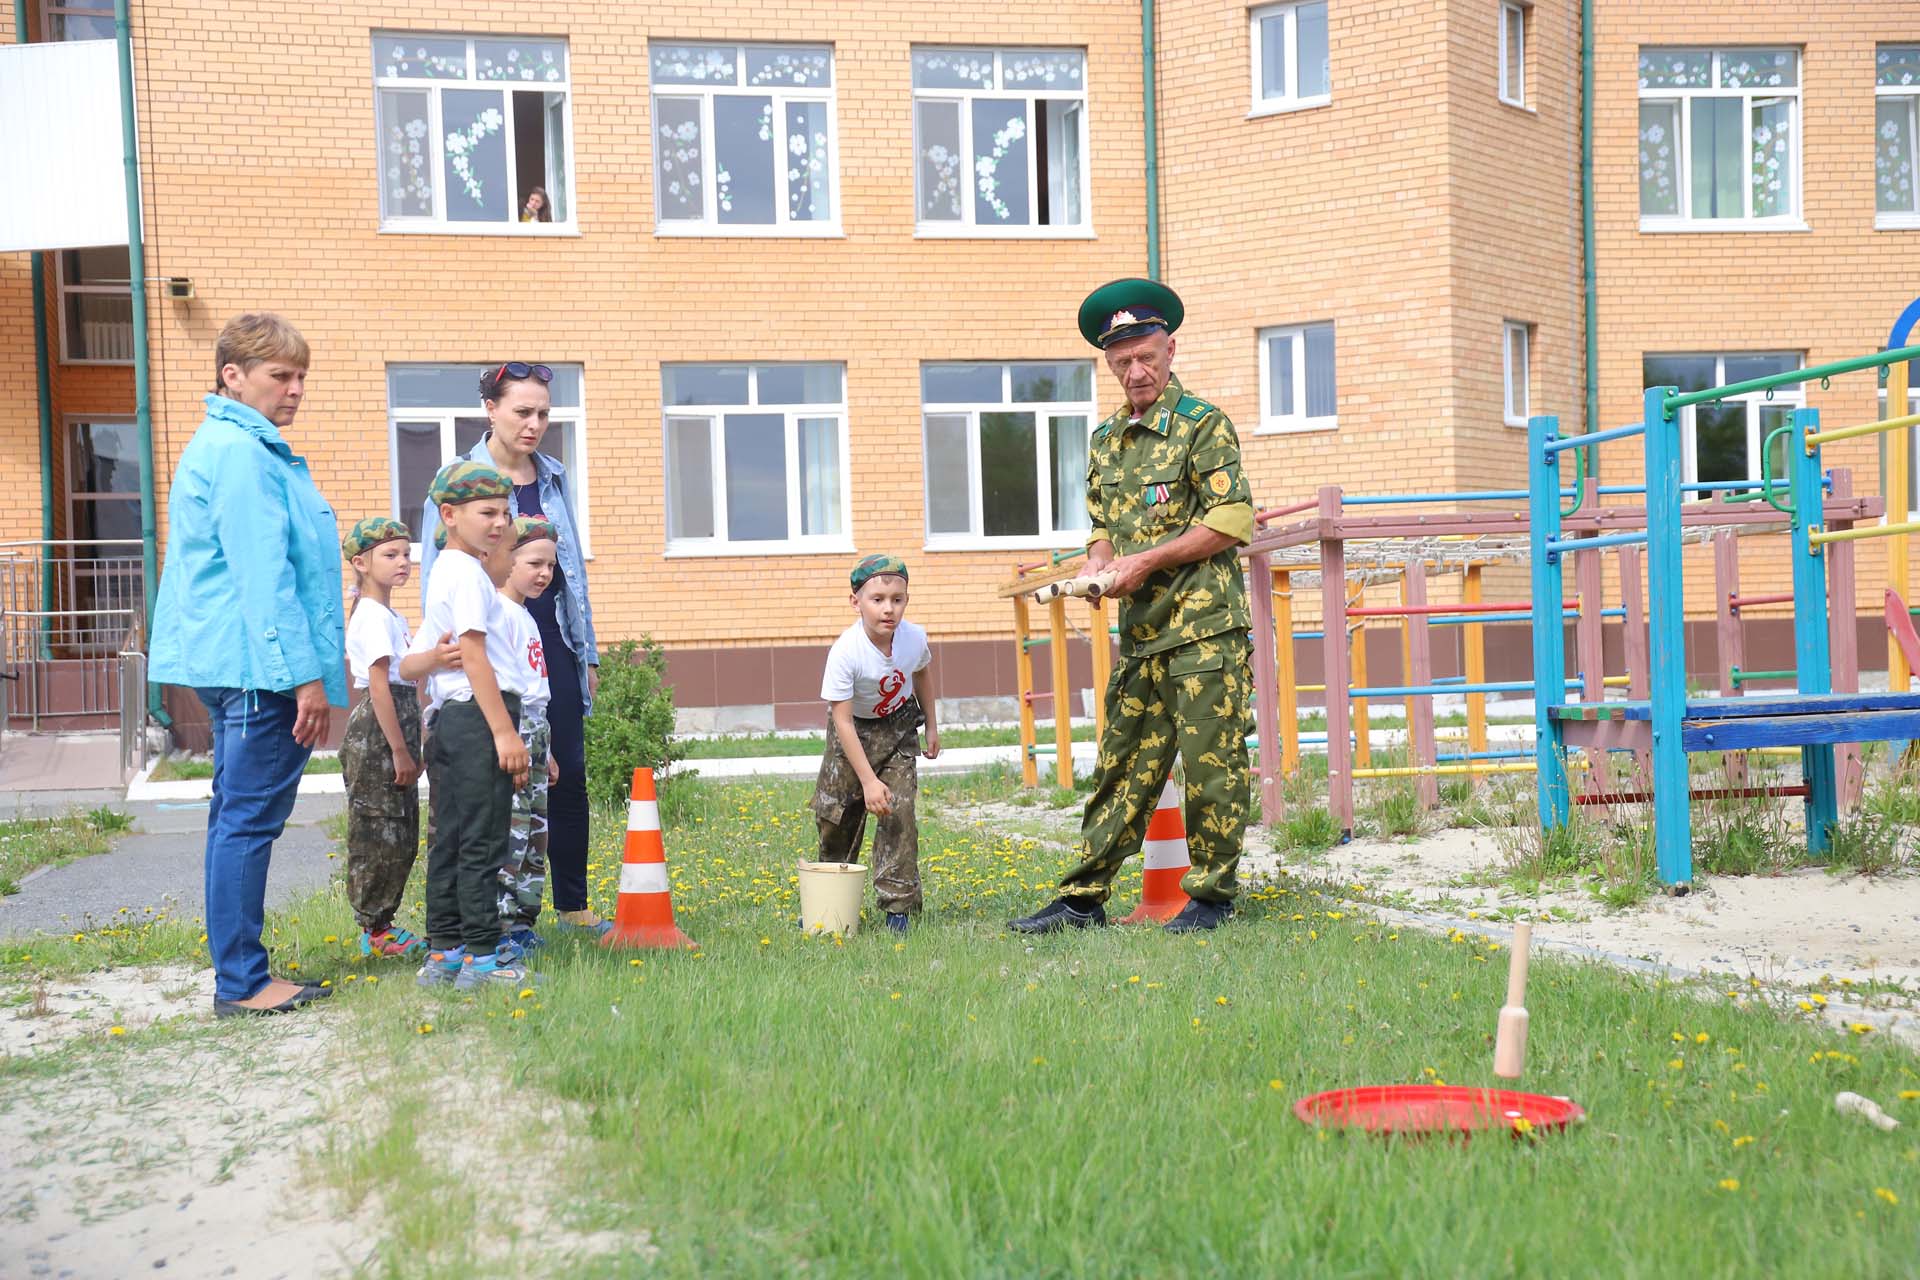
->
xmin=0 ymin=963 xmax=207 ymax=1058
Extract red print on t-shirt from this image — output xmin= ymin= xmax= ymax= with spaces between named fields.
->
xmin=874 ymin=668 xmax=908 ymax=716
xmin=527 ymin=637 xmax=547 ymax=678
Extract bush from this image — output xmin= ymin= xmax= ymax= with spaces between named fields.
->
xmin=584 ymin=638 xmax=681 ymax=809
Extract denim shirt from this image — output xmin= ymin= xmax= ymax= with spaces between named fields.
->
xmin=150 ymin=394 xmax=347 ymax=707
xmin=418 ymin=434 xmax=598 ymax=710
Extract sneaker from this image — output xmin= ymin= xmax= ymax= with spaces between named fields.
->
xmin=415 ymin=947 xmax=464 ymax=988
xmin=506 ymin=926 xmax=545 ymax=952
xmin=361 ymin=927 xmax=426 ymax=959
xmin=885 ymin=912 xmax=910 ymax=935
xmin=556 ymin=910 xmax=614 ymax=939
xmin=453 ymin=946 xmax=545 ymax=991
xmin=495 ymin=935 xmax=529 ymax=966
xmin=1008 ymin=897 xmax=1107 ymax=935
xmin=1163 ymin=899 xmax=1235 ymax=933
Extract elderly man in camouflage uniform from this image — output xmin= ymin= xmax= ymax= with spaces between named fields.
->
xmin=1010 ymin=278 xmax=1256 ymax=935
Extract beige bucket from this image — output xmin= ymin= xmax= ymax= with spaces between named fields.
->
xmin=796 ymin=860 xmax=868 ymax=936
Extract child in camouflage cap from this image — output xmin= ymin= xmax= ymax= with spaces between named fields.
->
xmin=487 ymin=516 xmax=563 ymax=959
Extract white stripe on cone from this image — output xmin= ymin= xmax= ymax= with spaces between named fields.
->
xmin=627 ymin=799 xmax=661 ymax=831
xmin=1142 ymin=837 xmax=1189 ymax=870
xmin=619 ymin=862 xmax=671 ymax=895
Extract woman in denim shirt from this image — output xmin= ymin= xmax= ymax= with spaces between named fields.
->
xmin=150 ymin=313 xmax=345 ymax=1016
xmin=418 ymin=363 xmax=604 ymax=935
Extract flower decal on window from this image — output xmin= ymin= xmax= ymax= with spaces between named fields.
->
xmin=976 ymin=116 xmax=1027 ymax=220
xmin=446 ymin=107 xmax=505 ymax=206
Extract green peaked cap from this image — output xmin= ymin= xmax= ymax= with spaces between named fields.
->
xmin=1077 ymin=277 xmax=1184 ymax=348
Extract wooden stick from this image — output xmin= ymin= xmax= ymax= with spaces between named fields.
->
xmin=1493 ymin=922 xmax=1532 ymax=1079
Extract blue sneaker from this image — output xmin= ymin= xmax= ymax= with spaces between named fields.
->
xmin=454 ymin=945 xmax=545 ymax=991
xmin=885 ymin=912 xmax=910 ymax=935
xmin=415 ymin=946 xmax=464 ymax=988
xmin=506 ymin=926 xmax=545 ymax=952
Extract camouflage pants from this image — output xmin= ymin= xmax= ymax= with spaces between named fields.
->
xmin=811 ymin=702 xmax=923 ymax=914
xmin=500 ymin=712 xmax=551 ymax=929
xmin=1060 ymin=631 xmax=1251 ymax=906
xmin=340 ymin=684 xmax=423 ymax=934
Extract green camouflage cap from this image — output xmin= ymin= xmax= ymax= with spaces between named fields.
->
xmin=428 ymin=459 xmax=512 ymax=507
xmin=850 ymin=553 xmax=909 ymax=591
xmin=512 ymin=515 xmax=560 ymax=549
xmin=341 ymin=516 xmax=411 ymax=559
xmin=432 ymin=525 xmax=448 ymax=552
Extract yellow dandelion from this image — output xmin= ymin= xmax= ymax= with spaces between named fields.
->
xmin=1718 ymin=1179 xmax=1740 ymax=1192
xmin=1899 ymin=1090 xmax=1920 ymax=1101
xmin=890 ymin=992 xmax=903 ymax=1001
xmin=417 ymin=1022 xmax=435 ymax=1035
xmin=1127 ymin=975 xmax=1141 ymax=984
xmin=1269 ymin=1079 xmax=1285 ymax=1091
xmin=511 ymin=1008 xmax=527 ymax=1019
xmin=365 ymin=976 xmax=378 ymax=984
xmin=1668 ymin=1057 xmax=1685 ymax=1070
xmin=108 ymin=1026 xmax=126 ymax=1036
xmin=1032 ymin=1056 xmax=1047 ymax=1066
xmin=1811 ymin=992 xmax=1828 ymax=1007
xmin=1733 ymin=1135 xmax=1755 ymax=1148
xmin=1215 ymin=996 xmax=1230 ymax=1006
xmin=1849 ymin=1023 xmax=1874 ymax=1036
xmin=1695 ymin=1032 xmax=1710 ymax=1045
xmin=1511 ymin=1117 xmax=1534 ymax=1136
xmin=630 ymin=958 xmax=642 ymax=966
xmin=323 ymin=935 xmax=338 ymax=943
xmin=518 ymin=989 xmax=535 ymax=999
xmin=1874 ymin=1187 xmax=1899 ymax=1206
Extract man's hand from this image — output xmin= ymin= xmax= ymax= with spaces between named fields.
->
xmin=862 ymin=776 xmax=894 ymax=817
xmin=494 ymin=728 xmax=530 ymax=788
xmin=392 ymin=752 xmax=420 ymax=788
xmin=430 ymin=631 xmax=463 ymax=671
xmin=1086 ymin=540 xmax=1114 ymax=574
xmin=1101 ymin=552 xmax=1158 ymax=600
xmin=547 ymin=756 xmax=560 ymax=785
xmin=923 ymin=728 xmax=941 ymax=760
xmin=587 ymin=665 xmax=600 ymax=700
xmin=291 ymin=680 xmax=329 ymax=747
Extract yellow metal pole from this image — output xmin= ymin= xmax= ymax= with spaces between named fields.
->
xmin=1890 ymin=359 xmax=1912 ymax=693
xmin=1464 ymin=564 xmax=1488 ymax=779
xmin=1013 ymin=590 xmax=1038 ymax=788
xmin=1049 ymin=594 xmax=1073 ymax=789
xmin=1088 ymin=596 xmax=1111 ymax=742
xmin=1274 ymin=568 xmax=1299 ymax=777
xmin=1350 ymin=607 xmax=1372 ymax=770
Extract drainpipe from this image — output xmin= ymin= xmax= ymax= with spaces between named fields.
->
xmin=1141 ymin=0 xmax=1161 ymax=279
xmin=15 ymin=1 xmax=56 ymax=654
xmin=113 ymin=0 xmax=164 ymax=723
xmin=1580 ymin=0 xmax=1597 ymax=437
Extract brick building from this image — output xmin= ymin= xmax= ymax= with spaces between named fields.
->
xmin=3 ymin=1 xmax=1917 ymax=738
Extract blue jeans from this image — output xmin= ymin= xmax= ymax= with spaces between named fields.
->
xmin=197 ymin=687 xmax=311 ymax=1001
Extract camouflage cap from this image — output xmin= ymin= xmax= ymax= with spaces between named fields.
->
xmin=512 ymin=515 xmax=560 ymax=549
xmin=850 ymin=553 xmax=908 ymax=591
xmin=341 ymin=516 xmax=411 ymax=559
xmin=432 ymin=525 xmax=448 ymax=552
xmin=428 ymin=459 xmax=512 ymax=507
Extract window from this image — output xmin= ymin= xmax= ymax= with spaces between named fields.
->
xmin=649 ymin=44 xmax=837 ymax=235
xmin=372 ymin=33 xmax=574 ymax=232
xmin=921 ymin=362 xmax=1097 ymax=546
xmin=56 ymin=246 xmax=132 ymax=364
xmin=1644 ymin=353 xmax=1802 ymax=497
xmin=40 ymin=1 xmax=112 ymax=40
xmin=387 ymin=363 xmax=588 ymax=550
xmin=913 ymin=48 xmax=1089 ymax=235
xmin=65 ymin=417 xmax=144 ymax=624
xmin=1876 ymin=359 xmax=1920 ymax=519
xmin=1503 ymin=321 xmax=1531 ymax=426
xmin=661 ymin=363 xmax=850 ymax=554
xmin=1250 ymin=3 xmax=1329 ymax=114
xmin=1638 ymin=48 xmax=1800 ymax=228
xmin=1876 ymin=45 xmax=1920 ymax=227
xmin=1499 ymin=3 xmax=1528 ymax=107
xmin=1259 ymin=323 xmax=1337 ymax=433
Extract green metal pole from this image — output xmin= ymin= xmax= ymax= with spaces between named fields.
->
xmin=1579 ymin=0 xmax=1597 ymax=439
xmin=1665 ymin=343 xmax=1920 ymax=415
xmin=1141 ymin=0 xmax=1160 ymax=280
xmin=17 ymin=0 xmax=56 ymax=658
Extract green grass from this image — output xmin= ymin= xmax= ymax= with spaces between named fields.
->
xmin=679 ymin=723 xmax=1102 ymax=760
xmin=146 ymin=753 xmax=342 ymax=782
xmin=0 ymin=807 xmax=132 ymax=896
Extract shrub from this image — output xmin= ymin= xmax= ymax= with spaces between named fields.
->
xmin=583 ymin=638 xmax=681 ymax=809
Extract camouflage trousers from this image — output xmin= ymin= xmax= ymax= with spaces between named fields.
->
xmin=810 ymin=701 xmax=924 ymax=914
xmin=1060 ymin=630 xmax=1251 ymax=906
xmin=340 ymin=684 xmax=423 ymax=934
xmin=499 ymin=711 xmax=551 ymax=929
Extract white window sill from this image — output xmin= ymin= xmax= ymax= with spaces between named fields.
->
xmin=1498 ymin=96 xmax=1535 ymax=114
xmin=1504 ymin=415 xmax=1530 ymax=429
xmin=1247 ymin=95 xmax=1331 ymax=120
xmin=654 ymin=223 xmax=845 ymax=239
xmin=1254 ymin=418 xmax=1339 ymax=437
xmin=662 ymin=539 xmax=856 ymax=558
xmin=380 ymin=222 xmax=584 ymax=237
xmin=914 ymin=224 xmax=1096 ymax=240
xmin=923 ymin=536 xmax=1087 ymax=553
xmin=59 ymin=358 xmax=134 ymax=368
xmin=1638 ymin=217 xmax=1810 ymax=234
xmin=1875 ymin=213 xmax=1920 ymax=231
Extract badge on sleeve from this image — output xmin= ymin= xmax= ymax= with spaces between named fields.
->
xmin=1208 ymin=470 xmax=1232 ymax=496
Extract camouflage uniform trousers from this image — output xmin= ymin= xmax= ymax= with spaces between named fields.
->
xmin=810 ymin=701 xmax=925 ymax=914
xmin=1059 ymin=630 xmax=1252 ymax=906
xmin=500 ymin=711 xmax=551 ymax=929
xmin=339 ymin=684 xmax=423 ymax=935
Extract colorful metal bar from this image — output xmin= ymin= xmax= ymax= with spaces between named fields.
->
xmin=1802 ymin=410 xmax=1920 ymax=452
xmin=1255 ymin=498 xmax=1319 ymax=524
xmin=1545 ymin=530 xmax=1649 ymax=556
xmin=1543 ymin=421 xmax=1646 ymax=454
xmin=1664 ymin=343 xmax=1920 ymax=414
xmin=1789 ymin=406 xmax=1839 ymax=854
xmin=1808 ymin=519 xmax=1920 ymax=547
xmin=1348 ymin=680 xmax=1540 ymax=698
xmin=1437 ymin=749 xmax=1532 ymax=763
xmin=1572 ymin=784 xmax=1810 ymax=806
xmin=1728 ymin=592 xmax=1794 ymax=609
xmin=1352 ymin=761 xmax=1540 ymax=779
xmin=1403 ymin=567 xmax=1439 ymax=807
xmin=1318 ymin=486 xmax=1354 ymax=838
xmin=1348 ymin=601 xmax=1535 ymax=618
xmin=1729 ymin=666 xmax=1796 ymax=686
xmin=1642 ymin=387 xmax=1692 ymax=884
xmin=1528 ymin=412 xmax=1573 ymax=829
xmin=1248 ymin=549 xmax=1283 ymax=825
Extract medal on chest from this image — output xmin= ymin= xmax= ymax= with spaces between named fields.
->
xmin=1143 ymin=480 xmax=1171 ymax=518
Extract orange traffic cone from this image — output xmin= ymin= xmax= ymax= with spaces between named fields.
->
xmin=601 ymin=767 xmax=698 ymax=950
xmin=1117 ymin=777 xmax=1191 ymax=924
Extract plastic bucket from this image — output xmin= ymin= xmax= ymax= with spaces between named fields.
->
xmin=797 ymin=860 xmax=868 ymax=936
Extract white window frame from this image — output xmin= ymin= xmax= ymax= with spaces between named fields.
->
xmin=1875 ymin=385 xmax=1920 ymax=520
xmin=39 ymin=0 xmax=112 ymax=40
xmin=1637 ymin=47 xmax=1804 ymax=232
xmin=1875 ymin=46 xmax=1920 ymax=230
xmin=912 ymin=47 xmax=1094 ymax=239
xmin=649 ymin=43 xmax=842 ymax=238
xmin=1249 ymin=2 xmax=1331 ymax=117
xmin=62 ymin=414 xmax=144 ymax=645
xmin=921 ymin=362 xmax=1099 ymax=550
xmin=660 ymin=364 xmax=854 ymax=556
xmin=372 ymin=32 xmax=579 ymax=236
xmin=55 ymin=248 xmax=132 ymax=366
xmin=385 ymin=365 xmax=591 ymax=558
xmin=1499 ymin=2 xmax=1529 ymax=109
xmin=1257 ymin=322 xmax=1338 ymax=435
xmin=1503 ymin=321 xmax=1531 ymax=427
xmin=1651 ymin=353 xmax=1804 ymax=496
xmin=63 ymin=415 xmax=141 ymax=542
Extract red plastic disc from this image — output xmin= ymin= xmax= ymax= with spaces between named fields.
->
xmin=1293 ymin=1085 xmax=1585 ymax=1137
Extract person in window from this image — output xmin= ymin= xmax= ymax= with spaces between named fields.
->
xmin=1009 ymin=279 xmax=1257 ymax=936
xmin=419 ymin=363 xmax=604 ymax=935
xmin=149 ymin=313 xmax=345 ymax=1015
xmin=520 ymin=188 xmax=552 ymax=223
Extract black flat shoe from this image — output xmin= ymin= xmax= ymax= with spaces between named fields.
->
xmin=213 ymin=989 xmax=318 ymax=1018
xmin=1163 ymin=899 xmax=1234 ymax=933
xmin=1008 ymin=898 xmax=1107 ymax=935
xmin=276 ymin=976 xmax=333 ymax=998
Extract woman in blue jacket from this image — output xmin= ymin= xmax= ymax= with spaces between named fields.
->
xmin=150 ymin=313 xmax=345 ymax=1017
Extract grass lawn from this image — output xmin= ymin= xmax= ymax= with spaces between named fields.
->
xmin=3 ymin=771 xmax=1915 ymax=1276
xmin=146 ymin=753 xmax=342 ymax=782
xmin=0 ymin=808 xmax=132 ymax=897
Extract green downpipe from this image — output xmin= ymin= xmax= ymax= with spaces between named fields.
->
xmin=1580 ymin=0 xmax=1597 ymax=438
xmin=113 ymin=0 xmax=165 ymax=725
xmin=16 ymin=1 xmax=55 ymax=657
xmin=1141 ymin=0 xmax=1160 ymax=279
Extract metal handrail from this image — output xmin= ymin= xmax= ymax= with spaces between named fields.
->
xmin=1663 ymin=343 xmax=1920 ymax=415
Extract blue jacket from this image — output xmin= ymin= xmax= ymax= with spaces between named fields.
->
xmin=418 ymin=433 xmax=599 ymax=708
xmin=149 ymin=394 xmax=347 ymax=707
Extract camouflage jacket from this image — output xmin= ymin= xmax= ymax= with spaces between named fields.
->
xmin=1086 ymin=374 xmax=1255 ymax=658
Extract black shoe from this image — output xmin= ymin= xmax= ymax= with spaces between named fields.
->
xmin=885 ymin=912 xmax=910 ymax=935
xmin=1008 ymin=897 xmax=1107 ymax=935
xmin=1163 ymin=899 xmax=1235 ymax=933
xmin=213 ymin=987 xmax=319 ymax=1018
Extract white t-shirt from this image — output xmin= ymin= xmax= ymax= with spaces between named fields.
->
xmin=496 ymin=593 xmax=551 ymax=717
xmin=418 ymin=548 xmax=519 ymax=714
xmin=821 ymin=620 xmax=931 ymax=719
xmin=345 ymin=598 xmax=413 ymax=690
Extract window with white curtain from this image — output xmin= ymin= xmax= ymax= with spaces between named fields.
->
xmin=1637 ymin=47 xmax=1800 ymax=228
xmin=1504 ymin=321 xmax=1531 ymax=427
xmin=922 ymin=362 xmax=1096 ymax=547
xmin=1499 ymin=2 xmax=1528 ymax=107
xmin=1875 ymin=45 xmax=1920 ymax=228
xmin=1259 ymin=323 xmax=1337 ymax=433
xmin=912 ymin=48 xmax=1089 ymax=235
xmin=1644 ymin=353 xmax=1802 ymax=499
xmin=1250 ymin=2 xmax=1330 ymax=114
xmin=56 ymin=246 xmax=132 ymax=365
xmin=662 ymin=363 xmax=850 ymax=554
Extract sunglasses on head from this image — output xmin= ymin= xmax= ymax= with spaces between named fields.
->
xmin=492 ymin=361 xmax=554 ymax=387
